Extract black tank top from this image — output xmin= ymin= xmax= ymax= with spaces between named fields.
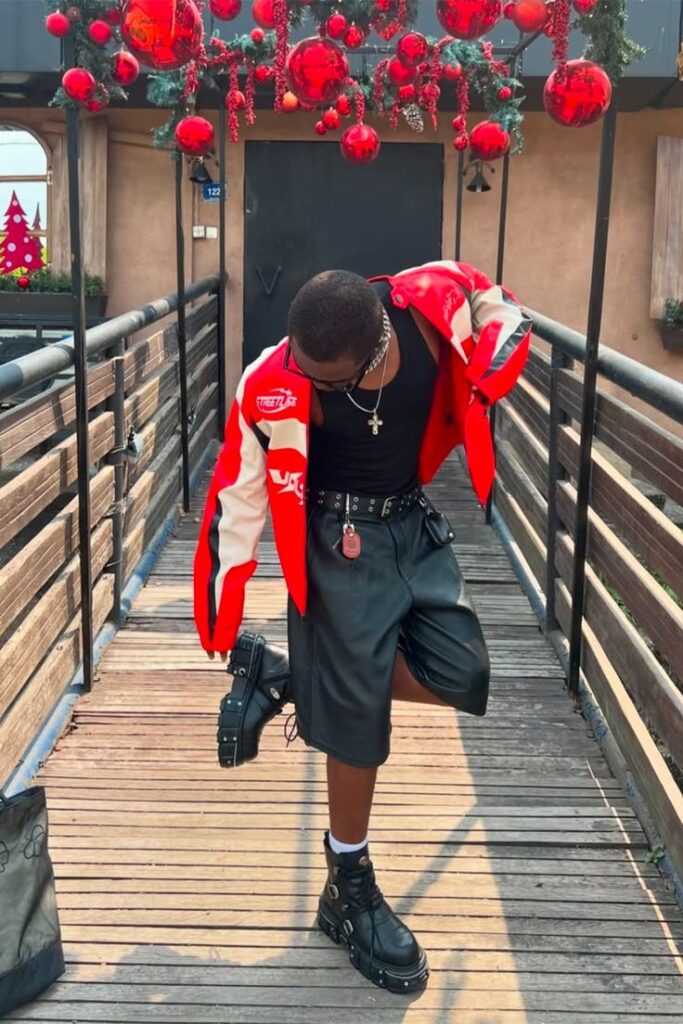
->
xmin=307 ymin=280 xmax=439 ymax=495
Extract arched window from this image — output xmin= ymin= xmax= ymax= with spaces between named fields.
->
xmin=0 ymin=125 xmax=50 ymax=276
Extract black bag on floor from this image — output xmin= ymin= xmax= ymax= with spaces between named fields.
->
xmin=0 ymin=787 xmax=65 ymax=1015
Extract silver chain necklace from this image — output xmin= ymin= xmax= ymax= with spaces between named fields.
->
xmin=363 ymin=309 xmax=392 ymax=374
xmin=345 ymin=325 xmax=391 ymax=436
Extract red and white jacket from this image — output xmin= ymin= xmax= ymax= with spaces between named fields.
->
xmin=194 ymin=260 xmax=531 ymax=653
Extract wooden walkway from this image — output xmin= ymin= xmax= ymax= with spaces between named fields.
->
xmin=10 ymin=456 xmax=683 ymax=1023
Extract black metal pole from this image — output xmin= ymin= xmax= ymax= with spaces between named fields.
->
xmin=105 ymin=338 xmax=126 ymax=627
xmin=567 ymin=97 xmax=618 ymax=696
xmin=485 ymin=145 xmax=512 ymax=524
xmin=217 ymin=100 xmax=227 ymax=429
xmin=64 ymin=34 xmax=94 ymax=692
xmin=455 ymin=149 xmax=464 ymax=261
xmin=544 ymin=347 xmax=569 ymax=631
xmin=175 ymin=151 xmax=191 ymax=513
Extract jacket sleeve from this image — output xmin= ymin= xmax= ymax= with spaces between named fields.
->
xmin=457 ymin=262 xmax=532 ymax=504
xmin=193 ymin=375 xmax=269 ymax=654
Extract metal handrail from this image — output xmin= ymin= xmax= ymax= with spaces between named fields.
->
xmin=528 ymin=308 xmax=683 ymax=425
xmin=0 ymin=275 xmax=219 ymax=402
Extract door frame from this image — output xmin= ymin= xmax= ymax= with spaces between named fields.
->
xmin=223 ymin=113 xmax=458 ymax=404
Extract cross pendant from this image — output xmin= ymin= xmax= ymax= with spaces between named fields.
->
xmin=369 ymin=411 xmax=383 ymax=436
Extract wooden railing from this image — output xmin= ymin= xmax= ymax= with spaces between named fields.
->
xmin=494 ymin=315 xmax=683 ymax=879
xmin=0 ymin=276 xmax=220 ymax=783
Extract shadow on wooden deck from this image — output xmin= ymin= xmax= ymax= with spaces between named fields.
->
xmin=8 ymin=457 xmax=683 ymax=1023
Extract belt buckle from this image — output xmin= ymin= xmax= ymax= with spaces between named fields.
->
xmin=380 ymin=496 xmax=397 ymax=518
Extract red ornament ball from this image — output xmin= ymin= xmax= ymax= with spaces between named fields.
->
xmin=396 ymin=32 xmax=428 ymax=68
xmin=45 ymin=12 xmax=71 ymax=37
xmin=420 ymin=82 xmax=441 ymax=105
xmin=341 ymin=123 xmax=381 ymax=164
xmin=286 ymin=37 xmax=350 ymax=106
xmin=88 ymin=20 xmax=113 ymax=46
xmin=452 ymin=114 xmax=466 ymax=130
xmin=86 ymin=85 xmax=110 ymax=112
xmin=175 ymin=114 xmax=214 ymax=156
xmin=497 ymin=84 xmax=513 ymax=100
xmin=326 ymin=13 xmax=347 ymax=39
xmin=469 ymin=119 xmax=510 ymax=159
xmin=510 ymin=0 xmax=547 ymax=32
xmin=387 ymin=57 xmax=417 ymax=86
xmin=62 ymin=67 xmax=97 ymax=103
xmin=281 ymin=90 xmax=299 ymax=111
xmin=210 ymin=0 xmax=242 ymax=18
xmin=254 ymin=64 xmax=273 ymax=82
xmin=251 ymin=27 xmax=265 ymax=43
xmin=18 ymin=275 xmax=31 ymax=291
xmin=573 ymin=0 xmax=597 ymax=12
xmin=315 ymin=120 xmax=327 ymax=136
xmin=503 ymin=1 xmax=516 ymax=15
xmin=323 ymin=107 xmax=341 ymax=130
xmin=112 ymin=50 xmax=140 ymax=85
xmin=122 ymin=0 xmax=203 ymax=71
xmin=252 ymin=0 xmax=276 ymax=29
xmin=544 ymin=59 xmax=612 ymax=127
xmin=442 ymin=62 xmax=463 ymax=81
xmin=453 ymin=134 xmax=469 ymax=150
xmin=102 ymin=6 xmax=123 ymax=26
xmin=344 ymin=25 xmax=365 ymax=49
xmin=336 ymin=94 xmax=352 ymax=116
xmin=437 ymin=0 xmax=502 ymax=40
xmin=225 ymin=89 xmax=246 ymax=109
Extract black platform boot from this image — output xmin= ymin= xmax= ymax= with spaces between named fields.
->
xmin=317 ymin=831 xmax=429 ymax=994
xmin=217 ymin=632 xmax=290 ymax=768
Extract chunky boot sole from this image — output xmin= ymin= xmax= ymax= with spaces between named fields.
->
xmin=217 ymin=676 xmax=273 ymax=768
xmin=217 ymin=634 xmax=288 ymax=768
xmin=317 ymin=905 xmax=429 ymax=994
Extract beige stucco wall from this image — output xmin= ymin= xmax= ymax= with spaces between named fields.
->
xmin=3 ymin=103 xmax=682 ymax=409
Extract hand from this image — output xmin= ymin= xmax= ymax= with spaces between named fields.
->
xmin=207 ymin=651 xmax=229 ymax=663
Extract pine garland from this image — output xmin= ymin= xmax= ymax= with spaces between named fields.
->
xmin=45 ymin=1 xmax=129 ymax=108
xmin=575 ymin=0 xmax=646 ymax=83
xmin=441 ymin=40 xmax=525 ymax=152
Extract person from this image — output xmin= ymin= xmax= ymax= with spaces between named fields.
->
xmin=193 ymin=260 xmax=531 ymax=994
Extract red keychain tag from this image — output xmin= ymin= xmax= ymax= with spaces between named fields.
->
xmin=342 ymin=523 xmax=361 ymax=559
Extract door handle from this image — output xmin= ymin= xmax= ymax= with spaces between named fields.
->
xmin=255 ymin=265 xmax=282 ymax=297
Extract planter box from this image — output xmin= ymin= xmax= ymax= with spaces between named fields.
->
xmin=660 ymin=323 xmax=683 ymax=352
xmin=0 ymin=292 xmax=108 ymax=322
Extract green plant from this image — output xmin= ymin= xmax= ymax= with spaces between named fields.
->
xmin=0 ymin=268 xmax=104 ymax=295
xmin=662 ymin=298 xmax=683 ymax=329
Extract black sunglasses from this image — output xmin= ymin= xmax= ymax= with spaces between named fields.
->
xmin=283 ymin=343 xmax=373 ymax=393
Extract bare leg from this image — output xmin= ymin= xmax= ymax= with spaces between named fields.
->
xmin=391 ymin=649 xmax=448 ymax=705
xmin=327 ymin=756 xmax=377 ymax=845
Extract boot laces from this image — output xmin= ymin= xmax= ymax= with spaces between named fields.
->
xmin=343 ymin=862 xmax=384 ymax=958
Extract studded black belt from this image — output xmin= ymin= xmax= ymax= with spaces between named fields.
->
xmin=307 ymin=485 xmax=423 ymax=519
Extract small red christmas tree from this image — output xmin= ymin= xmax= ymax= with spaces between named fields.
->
xmin=0 ymin=190 xmax=45 ymax=275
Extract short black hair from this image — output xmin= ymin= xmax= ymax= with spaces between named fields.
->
xmin=287 ymin=270 xmax=383 ymax=363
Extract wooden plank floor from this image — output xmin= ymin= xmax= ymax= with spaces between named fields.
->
xmin=10 ymin=456 xmax=683 ymax=1022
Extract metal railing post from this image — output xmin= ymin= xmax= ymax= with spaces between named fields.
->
xmin=455 ymin=149 xmax=465 ymax=262
xmin=64 ymin=33 xmax=93 ymax=692
xmin=174 ymin=150 xmax=191 ymax=513
xmin=567 ymin=98 xmax=619 ymax=696
xmin=105 ymin=338 xmax=126 ymax=626
xmin=544 ymin=347 xmax=569 ymax=631
xmin=217 ymin=96 xmax=227 ymax=429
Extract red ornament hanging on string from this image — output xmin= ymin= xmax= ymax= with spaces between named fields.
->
xmin=436 ymin=0 xmax=502 ymax=40
xmin=544 ymin=58 xmax=612 ymax=127
xmin=112 ymin=50 xmax=140 ymax=85
xmin=252 ymin=0 xmax=276 ymax=29
xmin=254 ymin=64 xmax=273 ymax=83
xmin=286 ymin=37 xmax=350 ymax=105
xmin=250 ymin=27 xmax=265 ymax=43
xmin=497 ymin=84 xmax=512 ymax=100
xmin=225 ymin=88 xmax=246 ymax=109
xmin=122 ymin=0 xmax=203 ymax=70
xmin=62 ymin=67 xmax=97 ymax=103
xmin=315 ymin=120 xmax=327 ymax=135
xmin=326 ymin=13 xmax=347 ymax=39
xmin=210 ymin=0 xmax=242 ymax=18
xmin=442 ymin=61 xmax=463 ymax=80
xmin=323 ymin=107 xmax=341 ymax=130
xmin=344 ymin=25 xmax=365 ymax=49
xmin=469 ymin=119 xmax=510 ymax=159
xmin=86 ymin=85 xmax=110 ymax=112
xmin=509 ymin=0 xmax=547 ymax=32
xmin=387 ymin=57 xmax=417 ymax=85
xmin=175 ymin=115 xmax=215 ymax=156
xmin=88 ymin=20 xmax=113 ymax=46
xmin=281 ymin=90 xmax=299 ymax=111
xmin=396 ymin=32 xmax=429 ymax=68
xmin=336 ymin=94 xmax=352 ymax=116
xmin=341 ymin=123 xmax=381 ymax=164
xmin=573 ymin=0 xmax=597 ymax=11
xmin=45 ymin=12 xmax=71 ymax=37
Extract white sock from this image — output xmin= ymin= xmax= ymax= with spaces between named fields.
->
xmin=328 ymin=830 xmax=368 ymax=855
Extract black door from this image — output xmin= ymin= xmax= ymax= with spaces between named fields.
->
xmin=243 ymin=140 xmax=443 ymax=366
